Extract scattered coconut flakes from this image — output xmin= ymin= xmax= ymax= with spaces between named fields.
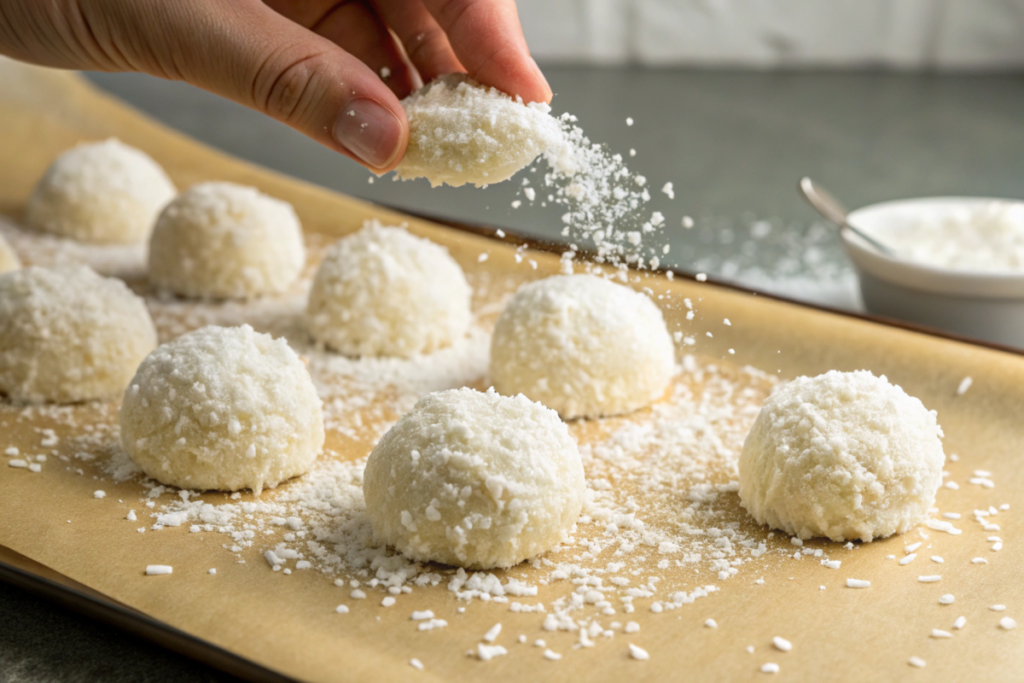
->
xmin=956 ymin=377 xmax=972 ymax=395
xmin=93 ymin=490 xmax=106 ymax=499
xmin=772 ymin=637 xmax=792 ymax=652
xmin=543 ymin=649 xmax=562 ymax=661
xmin=931 ymin=556 xmax=944 ymax=564
xmin=953 ymin=616 xmax=967 ymax=630
xmin=409 ymin=658 xmax=424 ymax=671
xmin=938 ymin=594 xmax=955 ymax=605
xmin=905 ymin=542 xmax=922 ymax=553
xmin=475 ymin=644 xmax=507 ymax=661
xmin=918 ymin=576 xmax=942 ymax=583
xmin=931 ymin=629 xmax=952 ymax=639
xmin=908 ymin=657 xmax=926 ymax=668
xmin=925 ymin=519 xmax=961 ymax=535
xmin=335 ymin=605 xmax=349 ymax=614
xmin=846 ymin=579 xmax=871 ymax=589
xmin=899 ymin=554 xmax=917 ymax=566
xmin=628 ymin=644 xmax=649 ymax=661
xmin=761 ymin=663 xmax=779 ymax=674
xmin=705 ymin=619 xmax=718 ymax=629
xmin=145 ymin=565 xmax=172 ymax=576
xmin=999 ymin=617 xmax=1017 ymax=630
xmin=972 ymin=558 xmax=989 ymax=564
xmin=482 ymin=624 xmax=502 ymax=643
xmin=990 ymin=605 xmax=1007 ymax=612
xmin=418 ymin=619 xmax=448 ymax=631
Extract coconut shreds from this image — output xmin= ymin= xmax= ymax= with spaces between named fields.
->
xmin=1 ymin=214 xmax=1014 ymax=675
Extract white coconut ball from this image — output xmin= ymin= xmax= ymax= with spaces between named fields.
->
xmin=306 ymin=222 xmax=471 ymax=357
xmin=148 ymin=182 xmax=305 ymax=299
xmin=120 ymin=325 xmax=324 ymax=493
xmin=25 ymin=138 xmax=176 ymax=244
xmin=364 ymin=387 xmax=584 ymax=569
xmin=739 ymin=370 xmax=945 ymax=543
xmin=0 ymin=234 xmax=20 ymax=274
xmin=0 ymin=265 xmax=156 ymax=403
xmin=490 ymin=275 xmax=675 ymax=419
xmin=395 ymin=74 xmax=562 ymax=188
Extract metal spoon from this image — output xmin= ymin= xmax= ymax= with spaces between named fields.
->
xmin=798 ymin=177 xmax=897 ymax=257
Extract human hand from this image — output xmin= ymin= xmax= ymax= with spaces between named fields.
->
xmin=0 ymin=0 xmax=552 ymax=172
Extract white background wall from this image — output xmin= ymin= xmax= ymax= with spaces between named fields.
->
xmin=518 ymin=0 xmax=1024 ymax=68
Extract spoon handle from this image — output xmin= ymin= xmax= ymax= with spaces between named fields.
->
xmin=798 ymin=177 xmax=897 ymax=257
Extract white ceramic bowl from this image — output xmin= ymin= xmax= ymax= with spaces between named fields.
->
xmin=842 ymin=197 xmax=1024 ymax=348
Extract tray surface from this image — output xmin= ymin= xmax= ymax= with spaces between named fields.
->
xmin=0 ymin=61 xmax=1021 ymax=682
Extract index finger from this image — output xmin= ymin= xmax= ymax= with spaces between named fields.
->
xmin=421 ymin=0 xmax=552 ymax=104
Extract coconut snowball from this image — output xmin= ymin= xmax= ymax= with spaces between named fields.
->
xmin=0 ymin=234 xmax=20 ymax=273
xmin=24 ymin=138 xmax=176 ymax=244
xmin=120 ymin=325 xmax=324 ymax=493
xmin=0 ymin=265 xmax=156 ymax=403
xmin=148 ymin=182 xmax=305 ymax=299
xmin=363 ymin=387 xmax=584 ymax=569
xmin=739 ymin=370 xmax=945 ymax=542
xmin=395 ymin=74 xmax=562 ymax=188
xmin=490 ymin=275 xmax=675 ymax=419
xmin=306 ymin=222 xmax=471 ymax=357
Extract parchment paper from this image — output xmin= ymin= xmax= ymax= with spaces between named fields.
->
xmin=0 ymin=61 xmax=1021 ymax=682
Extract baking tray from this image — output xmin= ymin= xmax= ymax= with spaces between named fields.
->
xmin=1 ymin=61 xmax=1021 ymax=682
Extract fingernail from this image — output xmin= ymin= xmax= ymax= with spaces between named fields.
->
xmin=333 ymin=99 xmax=403 ymax=168
xmin=531 ymin=57 xmax=552 ymax=100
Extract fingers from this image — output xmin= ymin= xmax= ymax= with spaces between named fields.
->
xmin=302 ymin=0 xmax=419 ymax=98
xmin=369 ymin=0 xmax=463 ymax=84
xmin=421 ymin=0 xmax=551 ymax=103
xmin=135 ymin=0 xmax=409 ymax=171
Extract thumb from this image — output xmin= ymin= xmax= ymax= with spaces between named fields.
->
xmin=128 ymin=1 xmax=409 ymax=171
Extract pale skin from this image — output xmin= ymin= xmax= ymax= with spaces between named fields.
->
xmin=0 ymin=0 xmax=552 ymax=171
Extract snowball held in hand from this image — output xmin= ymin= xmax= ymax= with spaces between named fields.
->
xmin=306 ymin=222 xmax=471 ymax=357
xmin=739 ymin=370 xmax=945 ymax=542
xmin=148 ymin=182 xmax=305 ymax=299
xmin=0 ymin=265 xmax=156 ymax=403
xmin=363 ymin=387 xmax=585 ymax=569
xmin=25 ymin=138 xmax=176 ymax=244
xmin=120 ymin=325 xmax=324 ymax=493
xmin=490 ymin=274 xmax=676 ymax=419
xmin=395 ymin=74 xmax=562 ymax=188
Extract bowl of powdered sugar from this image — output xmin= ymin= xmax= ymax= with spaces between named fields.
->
xmin=841 ymin=197 xmax=1024 ymax=347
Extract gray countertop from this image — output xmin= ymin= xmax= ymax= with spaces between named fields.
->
xmin=3 ymin=65 xmax=1024 ymax=682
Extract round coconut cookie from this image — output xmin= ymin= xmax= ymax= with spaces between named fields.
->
xmin=0 ymin=234 xmax=20 ymax=273
xmin=490 ymin=275 xmax=675 ymax=419
xmin=0 ymin=265 xmax=156 ymax=403
xmin=306 ymin=222 xmax=471 ymax=357
xmin=363 ymin=387 xmax=585 ymax=569
xmin=148 ymin=182 xmax=305 ymax=299
xmin=739 ymin=370 xmax=945 ymax=543
xmin=24 ymin=138 xmax=176 ymax=244
xmin=120 ymin=325 xmax=324 ymax=493
xmin=395 ymin=74 xmax=562 ymax=188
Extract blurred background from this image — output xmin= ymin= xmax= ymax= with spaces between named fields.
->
xmin=84 ymin=0 xmax=1024 ymax=313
